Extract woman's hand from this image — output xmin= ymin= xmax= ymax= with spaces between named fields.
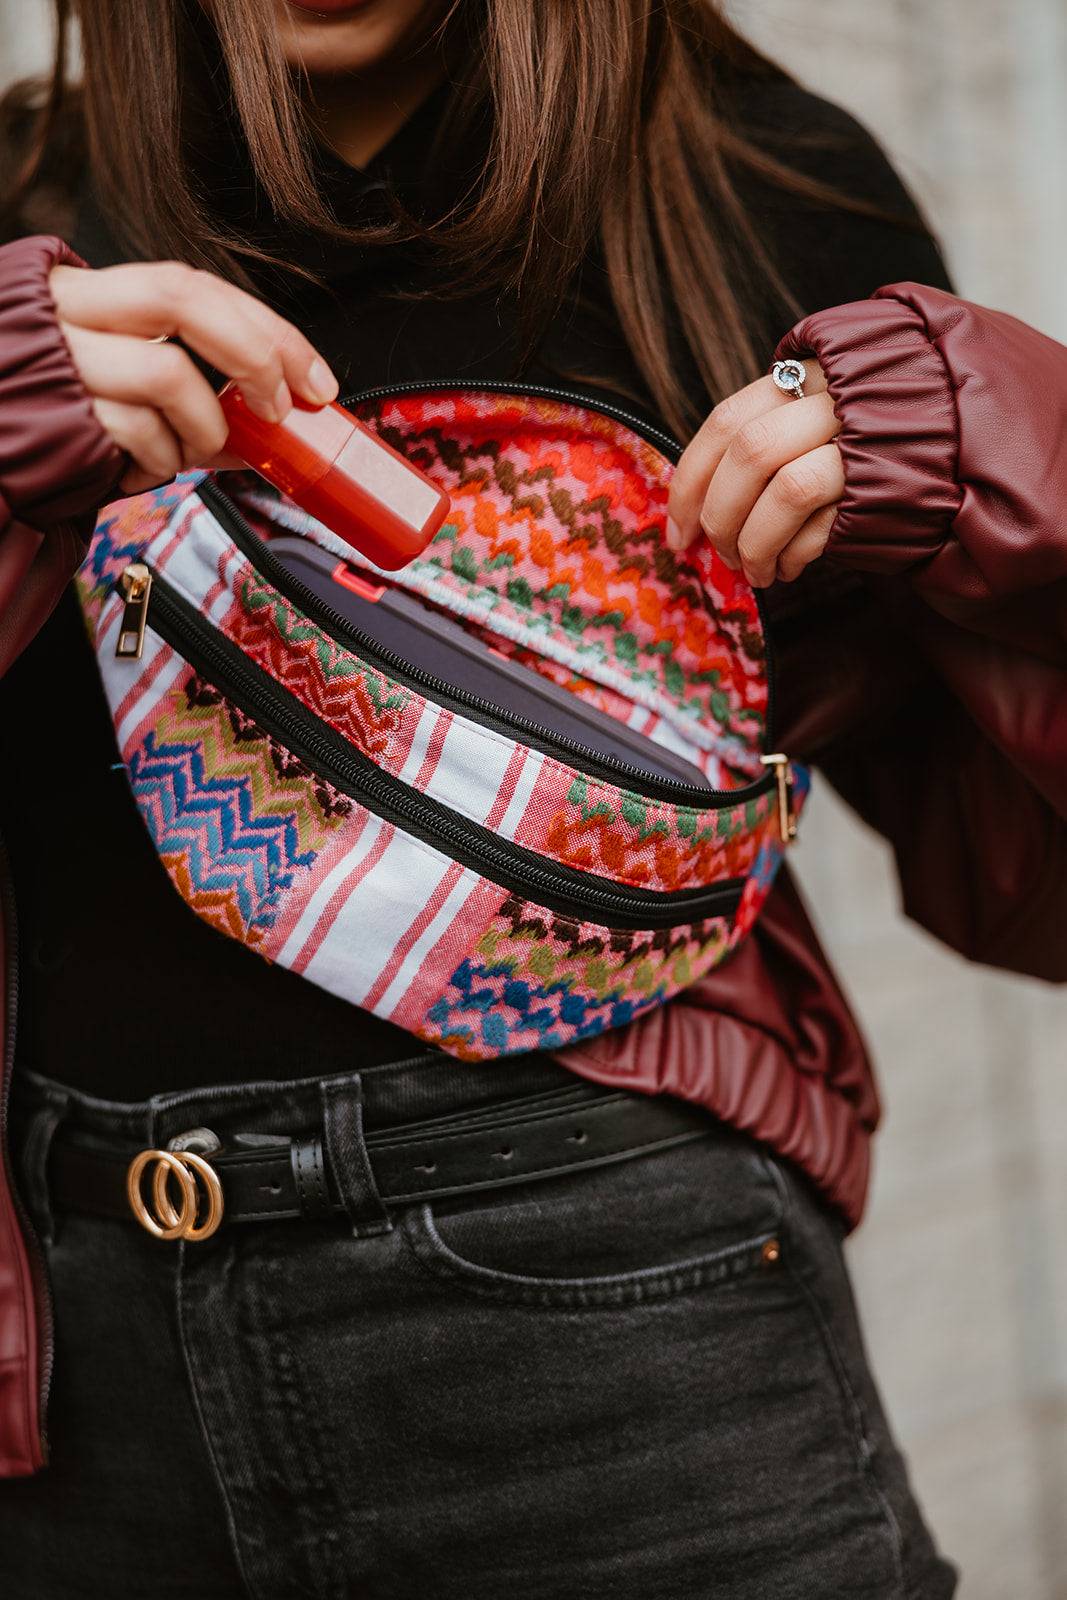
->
xmin=666 ymin=359 xmax=843 ymax=587
xmin=49 ymin=261 xmax=339 ymax=495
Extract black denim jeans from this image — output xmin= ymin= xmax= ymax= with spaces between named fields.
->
xmin=2 ymin=1055 xmax=957 ymax=1600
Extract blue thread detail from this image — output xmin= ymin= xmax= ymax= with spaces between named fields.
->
xmin=424 ymin=955 xmax=666 ymax=1056
xmin=128 ymin=731 xmax=317 ymax=931
xmin=480 ymin=1015 xmax=509 ymax=1053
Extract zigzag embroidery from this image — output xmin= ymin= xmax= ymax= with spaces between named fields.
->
xmin=131 ymin=736 xmax=307 ymax=930
xmin=238 ymin=572 xmax=411 ymax=719
xmin=159 ymin=851 xmax=263 ymax=946
xmin=128 ymin=678 xmax=340 ymax=934
xmin=155 ymin=686 xmax=348 ymax=856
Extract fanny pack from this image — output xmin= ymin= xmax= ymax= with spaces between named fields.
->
xmin=77 ymin=383 xmax=807 ymax=1060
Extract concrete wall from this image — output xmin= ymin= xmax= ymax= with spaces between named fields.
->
xmin=0 ymin=3 xmax=51 ymax=88
xmin=4 ymin=2 xmax=1067 ymax=1594
xmin=731 ymin=5 xmax=1067 ymax=1596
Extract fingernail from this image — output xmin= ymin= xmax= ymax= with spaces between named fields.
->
xmin=665 ymin=517 xmax=683 ymax=551
xmin=307 ymin=359 xmax=338 ymax=404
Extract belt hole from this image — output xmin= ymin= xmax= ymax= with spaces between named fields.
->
xmin=415 ymin=1159 xmax=437 ymax=1173
xmin=263 ymin=1180 xmax=283 ymax=1195
xmin=568 ymin=1129 xmax=587 ymax=1144
xmin=495 ymin=1146 xmax=515 ymax=1161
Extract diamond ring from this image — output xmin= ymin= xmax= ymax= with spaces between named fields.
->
xmin=771 ymin=359 xmax=807 ymax=400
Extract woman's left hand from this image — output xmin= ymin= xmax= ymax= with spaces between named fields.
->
xmin=665 ymin=358 xmax=843 ymax=587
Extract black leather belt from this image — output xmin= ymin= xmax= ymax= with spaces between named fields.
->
xmin=47 ymin=1085 xmax=715 ymax=1241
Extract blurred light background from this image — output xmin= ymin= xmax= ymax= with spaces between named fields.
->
xmin=2 ymin=1 xmax=1066 ymax=1594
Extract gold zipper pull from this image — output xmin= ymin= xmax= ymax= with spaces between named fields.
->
xmin=116 ymin=563 xmax=153 ymax=659
xmin=759 ymin=753 xmax=798 ymax=844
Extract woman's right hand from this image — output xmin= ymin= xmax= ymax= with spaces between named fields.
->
xmin=49 ymin=261 xmax=339 ymax=495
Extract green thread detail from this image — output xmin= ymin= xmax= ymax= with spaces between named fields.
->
xmin=528 ymin=946 xmax=556 ymax=979
xmin=663 ymin=657 xmax=684 ymax=699
xmin=675 ymin=809 xmax=697 ymax=840
xmin=708 ymin=689 xmax=731 ymax=727
xmin=451 ymin=546 xmax=479 ymax=582
xmin=716 ymin=808 xmax=742 ymax=842
xmin=567 ymin=775 xmax=615 ymax=825
xmin=241 ymin=573 xmax=410 ymax=713
xmin=617 ymin=792 xmax=669 ymax=843
xmin=584 ymin=957 xmax=610 ymax=995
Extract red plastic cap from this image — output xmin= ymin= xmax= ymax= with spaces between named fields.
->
xmin=219 ymin=384 xmax=451 ymax=569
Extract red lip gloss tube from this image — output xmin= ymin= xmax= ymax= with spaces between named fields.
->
xmin=219 ymin=383 xmax=451 ymax=570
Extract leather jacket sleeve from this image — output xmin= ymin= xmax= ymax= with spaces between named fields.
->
xmin=0 ymin=235 xmax=125 ymax=678
xmin=776 ymin=282 xmax=1067 ymax=979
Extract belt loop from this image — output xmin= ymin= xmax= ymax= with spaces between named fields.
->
xmin=289 ymin=1137 xmax=333 ymax=1222
xmin=19 ymin=1092 xmax=70 ymax=1247
xmin=320 ymin=1076 xmax=392 ymax=1237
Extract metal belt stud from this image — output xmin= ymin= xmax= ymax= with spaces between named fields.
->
xmin=126 ymin=1143 xmax=225 ymax=1241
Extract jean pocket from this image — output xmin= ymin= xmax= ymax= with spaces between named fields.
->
xmin=401 ymin=1122 xmax=784 ymax=1308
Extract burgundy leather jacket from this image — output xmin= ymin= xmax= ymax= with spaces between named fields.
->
xmin=2 ymin=236 xmax=1066 ymax=1476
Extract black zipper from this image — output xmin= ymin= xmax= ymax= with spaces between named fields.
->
xmin=342 ymin=378 xmax=684 ymax=461
xmin=197 ymin=382 xmax=776 ymax=809
xmin=0 ymin=829 xmax=53 ymax=1467
xmin=145 ymin=575 xmax=746 ymax=933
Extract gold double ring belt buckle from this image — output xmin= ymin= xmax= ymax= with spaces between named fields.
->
xmin=126 ymin=1149 xmax=224 ymax=1241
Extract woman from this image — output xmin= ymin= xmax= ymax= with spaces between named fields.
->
xmin=1 ymin=2 xmax=1065 ymax=1595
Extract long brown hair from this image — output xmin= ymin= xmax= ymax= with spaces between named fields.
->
xmin=2 ymin=0 xmax=869 ymax=436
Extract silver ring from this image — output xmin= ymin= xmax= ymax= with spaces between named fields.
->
xmin=771 ymin=359 xmax=806 ymax=400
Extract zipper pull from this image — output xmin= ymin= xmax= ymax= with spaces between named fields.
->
xmin=116 ymin=563 xmax=153 ymax=659
xmin=759 ymin=753 xmax=797 ymax=844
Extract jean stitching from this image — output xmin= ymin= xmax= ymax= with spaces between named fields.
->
xmin=402 ymin=1199 xmax=782 ymax=1308
xmin=259 ymin=1287 xmax=350 ymax=1600
xmin=175 ymin=1243 xmax=260 ymax=1600
xmin=768 ymin=1159 xmax=909 ymax=1599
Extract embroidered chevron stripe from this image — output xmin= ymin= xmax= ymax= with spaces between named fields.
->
xmin=130 ymin=738 xmax=301 ymax=931
xmin=158 ymin=851 xmax=264 ymax=946
xmin=238 ymin=572 xmax=406 ymax=692
xmin=126 ymin=678 xmax=347 ymax=937
xmin=230 ymin=576 xmax=411 ymax=757
xmin=153 ymin=681 xmax=350 ymax=856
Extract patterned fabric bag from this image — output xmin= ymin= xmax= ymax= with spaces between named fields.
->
xmin=77 ymin=385 xmax=807 ymax=1060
